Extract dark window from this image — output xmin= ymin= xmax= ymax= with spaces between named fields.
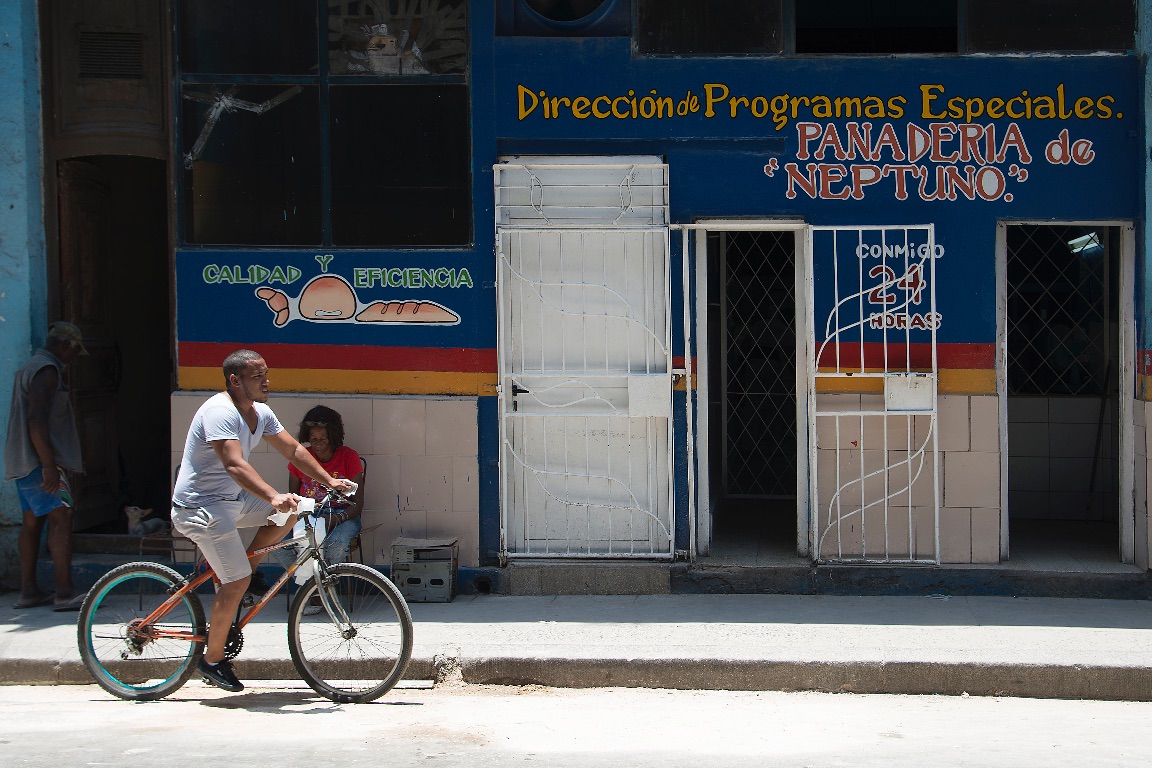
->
xmin=330 ymin=85 xmax=471 ymax=246
xmin=632 ymin=0 xmax=1136 ymax=56
xmin=182 ymin=85 xmax=322 ymax=245
xmin=796 ymin=0 xmax=957 ymax=54
xmin=177 ymin=0 xmax=470 ymax=247
xmin=496 ymin=0 xmax=630 ymax=36
xmin=637 ymin=0 xmax=783 ymax=55
xmin=178 ymin=0 xmax=318 ymax=75
xmin=525 ymin=0 xmax=612 ymax=22
xmin=329 ymin=0 xmax=467 ymax=75
xmin=968 ymin=0 xmax=1135 ymax=52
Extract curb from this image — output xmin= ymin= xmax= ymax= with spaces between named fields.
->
xmin=8 ymin=656 xmax=1151 ymax=702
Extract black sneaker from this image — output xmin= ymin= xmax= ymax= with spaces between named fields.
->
xmin=198 ymin=657 xmax=244 ymax=692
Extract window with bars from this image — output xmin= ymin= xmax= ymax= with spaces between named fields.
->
xmin=178 ymin=0 xmax=470 ymax=247
xmin=1006 ymin=225 xmax=1118 ymax=397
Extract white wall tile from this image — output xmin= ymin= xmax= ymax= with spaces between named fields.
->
xmin=1048 ymin=396 xmax=1105 ymax=424
xmin=426 ymin=399 xmax=478 ymax=457
xmin=943 ymin=451 xmax=1000 ymax=509
xmin=1008 ymin=456 xmax=1048 ymax=492
xmin=1009 ymin=422 xmax=1049 ymax=457
xmin=398 ymin=455 xmax=454 ymax=511
xmin=170 ymin=394 xmax=203 ymax=452
xmin=970 ymin=507 xmax=1000 ymax=563
xmin=426 ymin=508 xmax=478 ymax=567
xmin=1009 ymin=490 xmax=1050 ymax=519
xmin=328 ymin=398 xmax=374 ymax=457
xmin=373 ymin=398 xmax=426 ymax=456
xmin=939 ymin=507 xmax=972 ymax=563
xmin=1048 ymin=457 xmax=1094 ymax=493
xmin=1007 ymin=397 xmax=1048 ymax=423
xmin=452 ymin=456 xmax=480 ymax=514
xmin=970 ymin=396 xmax=999 ymax=453
xmin=363 ymin=454 xmax=401 ymax=514
xmin=936 ymin=395 xmax=969 ymax=452
xmin=1048 ymin=423 xmax=1102 ymax=459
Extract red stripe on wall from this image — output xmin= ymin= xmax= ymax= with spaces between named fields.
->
xmin=178 ymin=341 xmax=497 ymax=373
xmin=816 ymin=342 xmax=994 ymax=369
xmin=181 ymin=343 xmax=992 ymax=375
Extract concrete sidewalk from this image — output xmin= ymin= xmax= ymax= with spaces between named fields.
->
xmin=2 ymin=592 xmax=1151 ymax=701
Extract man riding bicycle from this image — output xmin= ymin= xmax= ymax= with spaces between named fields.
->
xmin=171 ymin=349 xmax=356 ymax=692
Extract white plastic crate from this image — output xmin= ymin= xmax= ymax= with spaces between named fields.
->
xmin=390 ymin=537 xmax=458 ymax=602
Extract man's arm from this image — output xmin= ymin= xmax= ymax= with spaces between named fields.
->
xmin=210 ymin=438 xmax=297 ymax=513
xmin=26 ymin=366 xmax=62 ymax=492
xmin=265 ymin=430 xmax=356 ymax=495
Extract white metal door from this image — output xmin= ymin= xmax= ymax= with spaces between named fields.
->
xmin=808 ymin=226 xmax=940 ymax=564
xmin=495 ymin=159 xmax=674 ymax=558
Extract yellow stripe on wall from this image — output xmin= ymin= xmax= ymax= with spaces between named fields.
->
xmin=814 ymin=368 xmax=996 ymax=395
xmin=178 ymin=367 xmax=498 ymax=396
xmin=183 ymin=366 xmax=991 ymax=397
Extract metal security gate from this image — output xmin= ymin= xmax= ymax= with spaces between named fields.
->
xmin=721 ymin=230 xmax=798 ymax=498
xmin=808 ymin=225 xmax=940 ymax=563
xmin=495 ymin=158 xmax=674 ymax=558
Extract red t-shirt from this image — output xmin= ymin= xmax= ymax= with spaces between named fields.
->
xmin=288 ymin=445 xmax=361 ymax=509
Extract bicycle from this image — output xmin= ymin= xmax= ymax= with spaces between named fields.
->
xmin=76 ymin=486 xmax=413 ymax=703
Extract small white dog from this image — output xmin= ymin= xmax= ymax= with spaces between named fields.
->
xmin=125 ymin=505 xmax=169 ymax=536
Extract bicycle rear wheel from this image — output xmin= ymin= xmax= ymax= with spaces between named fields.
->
xmin=77 ymin=562 xmax=205 ymax=701
xmin=287 ymin=562 xmax=413 ymax=703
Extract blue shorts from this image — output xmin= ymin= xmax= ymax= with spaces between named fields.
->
xmin=15 ymin=466 xmax=73 ymax=517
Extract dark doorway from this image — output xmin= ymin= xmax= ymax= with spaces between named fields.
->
xmin=707 ymin=230 xmax=798 ymax=559
xmin=1005 ymin=224 xmax=1120 ymax=564
xmin=57 ymin=157 xmax=171 ymax=532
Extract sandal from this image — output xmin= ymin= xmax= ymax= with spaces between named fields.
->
xmin=52 ymin=594 xmax=85 ymax=612
xmin=13 ymin=593 xmax=55 ymax=609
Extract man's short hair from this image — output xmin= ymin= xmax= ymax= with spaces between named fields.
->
xmin=222 ymin=349 xmax=263 ymax=384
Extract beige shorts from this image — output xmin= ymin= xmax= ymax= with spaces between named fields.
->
xmin=171 ymin=492 xmax=280 ymax=584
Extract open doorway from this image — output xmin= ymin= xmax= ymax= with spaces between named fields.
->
xmin=1003 ymin=223 xmax=1132 ymax=567
xmin=704 ymin=229 xmax=800 ymax=563
xmin=56 ymin=156 xmax=172 ymax=533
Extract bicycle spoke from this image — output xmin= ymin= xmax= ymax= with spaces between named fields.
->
xmin=287 ymin=563 xmax=412 ymax=703
xmin=78 ymin=563 xmax=205 ymax=701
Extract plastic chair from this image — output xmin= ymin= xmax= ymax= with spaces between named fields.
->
xmin=348 ymin=456 xmax=381 ymax=564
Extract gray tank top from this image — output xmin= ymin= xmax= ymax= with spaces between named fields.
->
xmin=4 ymin=348 xmax=83 ymax=480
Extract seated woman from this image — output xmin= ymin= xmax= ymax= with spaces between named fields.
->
xmin=288 ymin=405 xmax=366 ymax=575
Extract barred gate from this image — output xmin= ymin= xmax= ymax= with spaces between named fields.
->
xmin=494 ymin=159 xmax=674 ymax=558
xmin=808 ymin=226 xmax=941 ymax=564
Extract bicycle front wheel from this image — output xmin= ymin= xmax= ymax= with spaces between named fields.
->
xmin=288 ymin=562 xmax=413 ymax=703
xmin=77 ymin=562 xmax=205 ymax=701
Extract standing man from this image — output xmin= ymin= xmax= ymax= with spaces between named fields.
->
xmin=5 ymin=321 xmax=87 ymax=611
xmin=172 ymin=349 xmax=355 ymax=693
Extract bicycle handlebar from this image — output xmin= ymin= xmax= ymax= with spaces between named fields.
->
xmin=265 ymin=482 xmax=357 ymax=526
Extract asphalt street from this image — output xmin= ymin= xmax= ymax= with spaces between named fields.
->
xmin=2 ymin=682 xmax=1151 ymax=768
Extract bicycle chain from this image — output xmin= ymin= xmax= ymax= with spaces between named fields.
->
xmin=223 ymin=624 xmax=244 ymax=660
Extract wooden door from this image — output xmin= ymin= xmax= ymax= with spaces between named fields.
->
xmin=58 ymin=159 xmax=121 ymax=530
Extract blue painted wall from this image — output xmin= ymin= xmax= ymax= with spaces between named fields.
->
xmin=0 ymin=0 xmax=45 ymax=568
xmin=488 ymin=38 xmax=1141 ymax=349
xmin=479 ymin=18 xmax=1145 ymax=558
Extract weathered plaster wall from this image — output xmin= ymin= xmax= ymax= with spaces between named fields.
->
xmin=0 ymin=0 xmax=45 ymax=578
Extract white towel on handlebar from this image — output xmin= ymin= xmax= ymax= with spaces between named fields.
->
xmin=292 ymin=513 xmax=327 ymax=585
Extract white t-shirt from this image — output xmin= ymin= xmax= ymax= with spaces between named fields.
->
xmin=172 ymin=392 xmax=284 ymax=506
